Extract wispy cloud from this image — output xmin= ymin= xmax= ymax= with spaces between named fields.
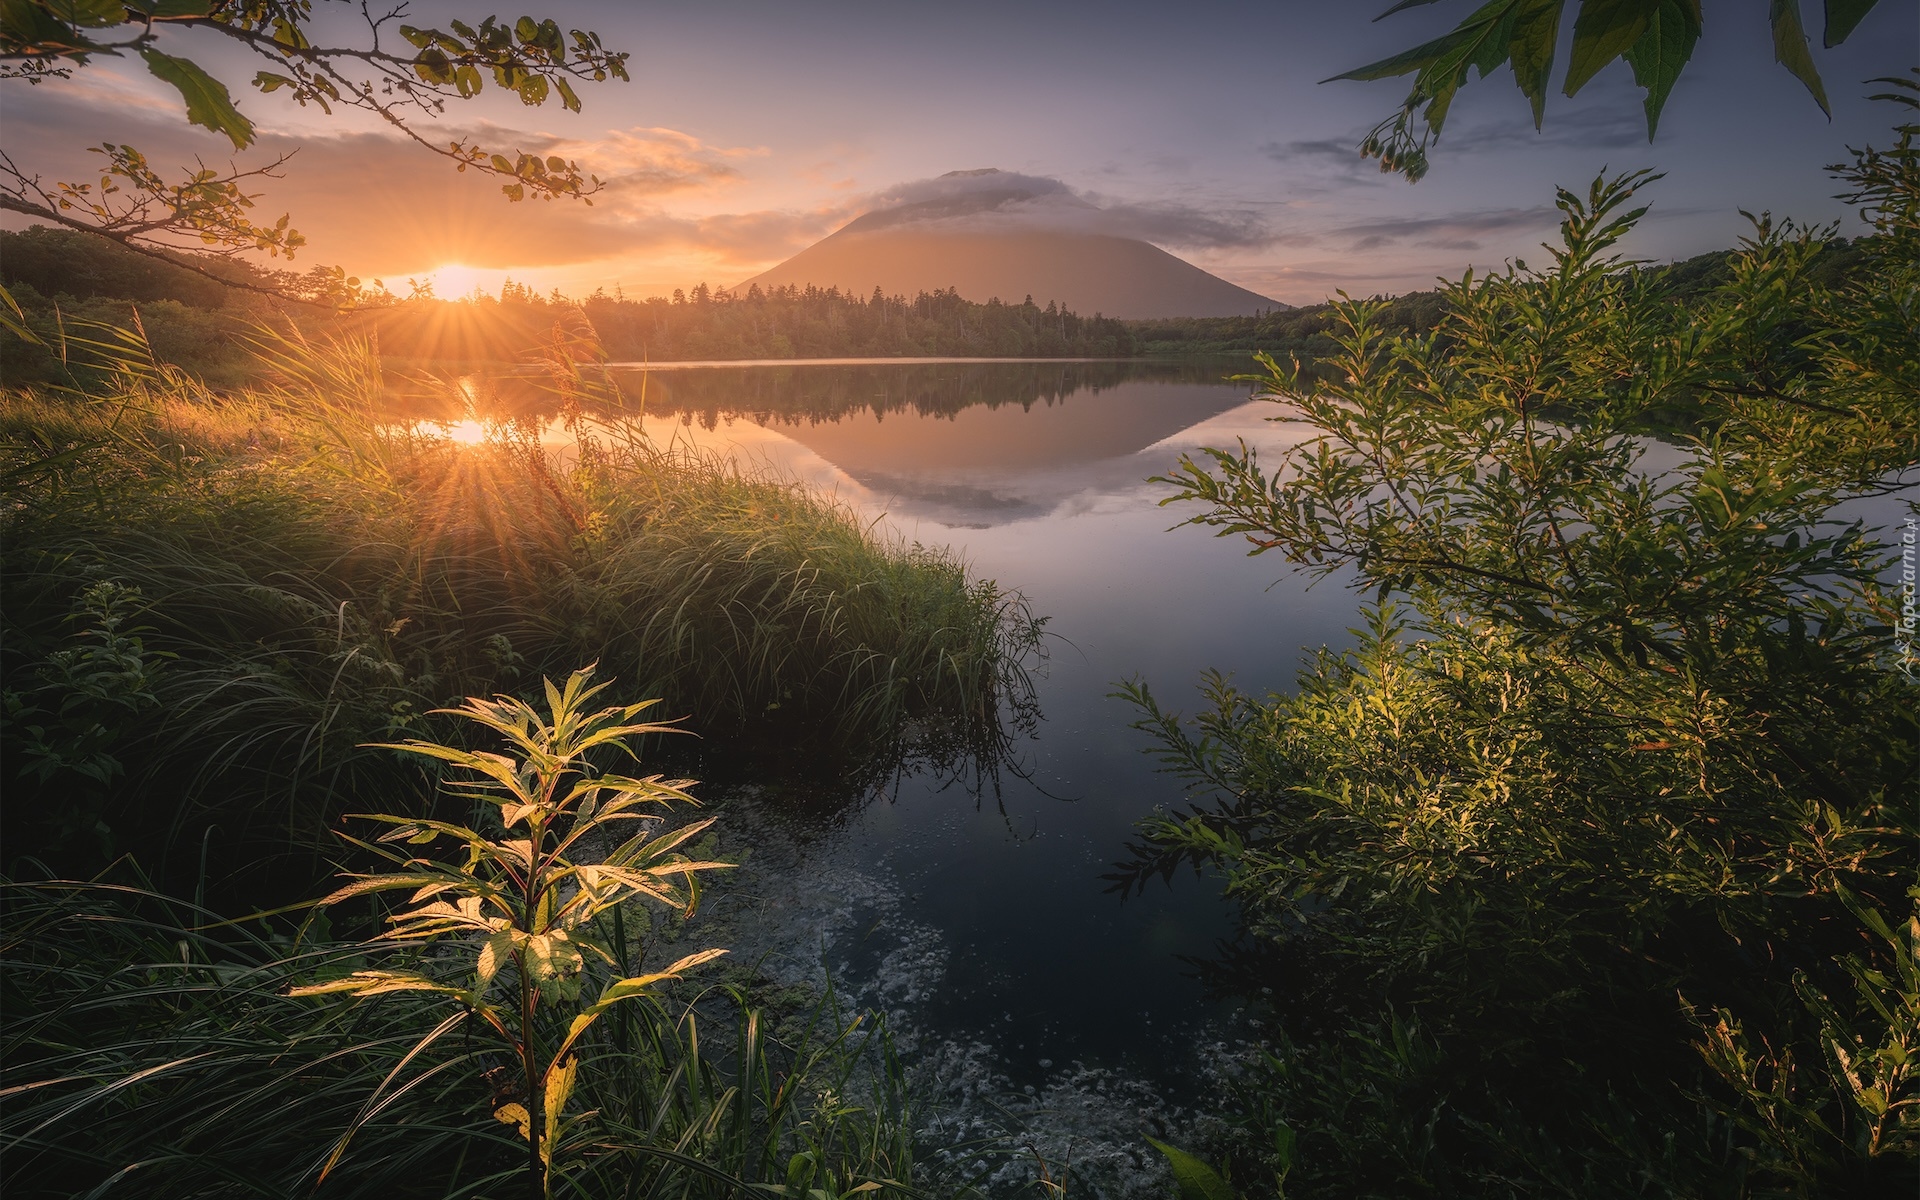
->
xmin=844 ymin=168 xmax=1276 ymax=249
xmin=0 ymin=87 xmax=825 ymax=277
xmin=1088 ymin=197 xmax=1274 ymax=249
xmin=1332 ymin=206 xmax=1561 ymax=252
xmin=569 ymin=126 xmax=767 ymax=196
xmin=1264 ymin=103 xmax=1646 ymax=174
xmin=1263 ymin=136 xmax=1366 ymax=168
xmin=1437 ymin=104 xmax=1649 ymax=154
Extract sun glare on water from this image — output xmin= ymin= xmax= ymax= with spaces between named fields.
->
xmin=438 ymin=419 xmax=490 ymax=445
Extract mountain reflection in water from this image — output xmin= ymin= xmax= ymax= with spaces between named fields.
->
xmin=616 ymin=360 xmax=1254 ymax=528
xmin=416 ymin=359 xmax=1362 ymax=1110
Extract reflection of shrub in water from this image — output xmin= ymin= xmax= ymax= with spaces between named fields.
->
xmin=637 ymin=360 xmax=1244 ymax=430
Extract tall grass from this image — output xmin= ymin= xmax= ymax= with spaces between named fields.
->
xmin=0 ymin=878 xmax=923 ymax=1199
xmin=0 ymin=325 xmax=1041 ymax=895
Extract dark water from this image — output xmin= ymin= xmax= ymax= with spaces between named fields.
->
xmin=591 ymin=360 xmax=1363 ymax=1103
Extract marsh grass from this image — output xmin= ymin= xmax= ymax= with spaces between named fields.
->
xmin=0 ymin=878 xmax=924 ymax=1199
xmin=0 ymin=324 xmax=1041 ymax=897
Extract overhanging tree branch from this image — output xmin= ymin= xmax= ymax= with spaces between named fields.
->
xmin=0 ymin=2 xmax=633 ymax=303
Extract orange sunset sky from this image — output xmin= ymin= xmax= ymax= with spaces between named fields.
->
xmin=5 ymin=2 xmax=1914 ymax=305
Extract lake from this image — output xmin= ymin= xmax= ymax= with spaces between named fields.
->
xmin=569 ymin=359 xmax=1365 ymax=1152
xmin=416 ymin=356 xmax=1915 ymax=1169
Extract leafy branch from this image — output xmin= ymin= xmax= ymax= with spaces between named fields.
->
xmin=0 ymin=1 xmax=631 ymax=300
xmin=1333 ymin=0 xmax=1886 ymax=180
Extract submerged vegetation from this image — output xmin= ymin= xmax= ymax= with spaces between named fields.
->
xmin=1124 ymin=96 xmax=1919 ymax=1196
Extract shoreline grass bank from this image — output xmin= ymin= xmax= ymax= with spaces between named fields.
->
xmin=1 ymin=333 xmax=1042 ymax=901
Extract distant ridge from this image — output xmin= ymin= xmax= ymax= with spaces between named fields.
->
xmin=739 ymin=169 xmax=1282 ymax=320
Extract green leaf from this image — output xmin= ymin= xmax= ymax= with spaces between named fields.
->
xmin=1822 ymin=0 xmax=1879 ymax=46
xmin=0 ymin=5 xmax=85 ymax=62
xmin=493 ymin=1101 xmax=530 ymax=1140
xmin=1770 ymin=0 xmax=1831 ymax=115
xmin=141 ymin=49 xmax=255 ymax=149
xmin=543 ymin=1053 xmax=578 ymax=1140
xmin=476 ymin=929 xmax=514 ymax=984
xmin=0 ymin=282 xmax=44 ymax=345
xmin=552 ymin=947 xmax=728 ymax=1062
xmin=1470 ymin=2 xmax=1524 ymax=78
xmin=1509 ymin=0 xmax=1566 ymax=127
xmin=45 ymin=0 xmax=125 ymax=28
xmin=1145 ymin=1138 xmax=1239 ymax=1200
xmin=1564 ymin=0 xmax=1663 ymax=96
xmin=1622 ymin=0 xmax=1701 ymax=137
xmin=1272 ymin=1121 xmax=1297 ymax=1171
xmin=1325 ymin=26 xmax=1479 ymax=83
xmin=413 ymin=47 xmax=454 ymax=85
xmin=287 ymin=969 xmax=476 ymax=1001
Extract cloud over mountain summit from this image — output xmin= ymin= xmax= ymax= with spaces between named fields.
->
xmin=845 ymin=169 xmax=1273 ymax=251
xmin=739 ymin=167 xmax=1282 ymax=319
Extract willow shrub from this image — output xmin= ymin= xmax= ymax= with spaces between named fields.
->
xmin=0 ymin=330 xmax=1040 ymax=892
xmin=1121 ymin=93 xmax=1918 ymax=1197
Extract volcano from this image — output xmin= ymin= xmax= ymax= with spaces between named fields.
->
xmin=737 ymin=169 xmax=1281 ymax=320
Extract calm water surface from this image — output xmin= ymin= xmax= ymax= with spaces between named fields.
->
xmin=579 ymin=360 xmax=1363 ymax=1102
xmin=419 ymin=358 xmax=1915 ymax=1158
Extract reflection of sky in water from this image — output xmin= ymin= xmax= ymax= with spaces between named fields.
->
xmin=610 ymin=371 xmax=1368 ymax=1109
xmin=591 ymin=373 xmax=1918 ymax=1156
xmin=638 ymin=382 xmax=1278 ymax=526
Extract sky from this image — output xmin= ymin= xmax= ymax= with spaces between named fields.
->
xmin=4 ymin=1 xmax=1915 ymax=306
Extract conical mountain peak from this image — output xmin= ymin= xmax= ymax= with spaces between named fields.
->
xmin=742 ymin=171 xmax=1282 ymax=319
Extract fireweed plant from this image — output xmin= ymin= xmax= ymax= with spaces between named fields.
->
xmin=292 ymin=667 xmax=730 ymax=1197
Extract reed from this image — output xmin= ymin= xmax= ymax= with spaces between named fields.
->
xmin=0 ymin=324 xmax=1041 ymax=896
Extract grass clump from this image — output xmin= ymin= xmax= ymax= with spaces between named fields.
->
xmin=0 ymin=328 xmax=1040 ymax=894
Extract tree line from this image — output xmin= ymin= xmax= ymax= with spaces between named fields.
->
xmin=580 ymin=281 xmax=1138 ymax=359
xmin=0 ymin=223 xmax=1877 ymax=386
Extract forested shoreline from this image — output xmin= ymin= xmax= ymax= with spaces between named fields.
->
xmin=6 ymin=223 xmax=1870 ymax=387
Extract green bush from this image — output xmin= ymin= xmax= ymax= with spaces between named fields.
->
xmin=1121 ymin=97 xmax=1919 ymax=1197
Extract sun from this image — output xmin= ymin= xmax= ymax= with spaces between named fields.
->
xmin=427 ymin=263 xmax=499 ymax=299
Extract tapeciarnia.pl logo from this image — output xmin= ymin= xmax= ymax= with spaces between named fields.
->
xmin=1898 ymin=515 xmax=1917 ymax=681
